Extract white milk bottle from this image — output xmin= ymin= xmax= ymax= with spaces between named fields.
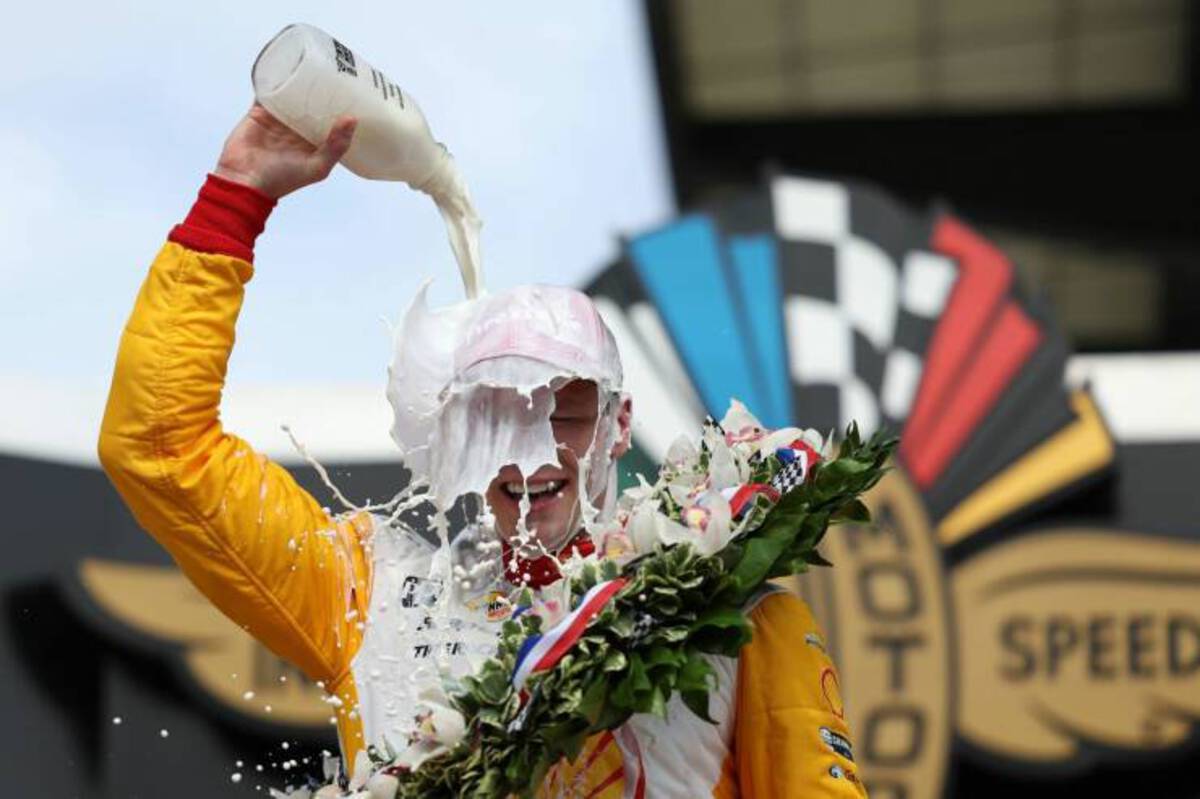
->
xmin=252 ymin=23 xmax=483 ymax=298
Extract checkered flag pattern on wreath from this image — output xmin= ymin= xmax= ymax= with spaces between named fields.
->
xmin=770 ymin=175 xmax=960 ymax=436
xmin=631 ymin=612 xmax=656 ymax=643
xmin=770 ymin=456 xmax=809 ymax=495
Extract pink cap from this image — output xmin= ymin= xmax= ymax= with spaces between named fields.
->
xmin=453 ymin=285 xmax=623 ymax=387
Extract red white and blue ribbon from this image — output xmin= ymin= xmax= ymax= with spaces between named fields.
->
xmin=511 ymin=578 xmax=627 ymax=692
xmin=722 ymin=482 xmax=780 ymax=519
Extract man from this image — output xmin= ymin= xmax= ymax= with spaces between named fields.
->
xmin=99 ymin=103 xmax=865 ymax=797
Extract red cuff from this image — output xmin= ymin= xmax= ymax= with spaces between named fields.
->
xmin=168 ymin=174 xmax=277 ymax=263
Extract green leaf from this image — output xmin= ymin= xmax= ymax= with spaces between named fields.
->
xmin=629 ymin=652 xmax=652 ymax=692
xmin=804 ymin=548 xmax=834 ymax=567
xmin=478 ymin=670 xmax=511 ymax=703
xmin=690 ymin=606 xmax=745 ymax=634
xmin=681 ymin=689 xmax=714 ymax=723
xmin=594 ymin=700 xmax=633 ymax=732
xmin=612 ymin=651 xmax=652 ymax=708
xmin=643 ymin=645 xmax=683 ymax=670
xmin=655 ymin=625 xmax=690 ymax=644
xmin=689 ymin=607 xmax=752 ymax=656
xmin=648 ymin=685 xmax=669 ymax=718
xmin=679 ymin=650 xmax=714 ymax=684
xmin=577 ymin=675 xmax=608 ymax=724
xmin=772 ymin=554 xmax=811 ymax=577
xmin=721 ymin=523 xmax=795 ymax=604
xmin=609 ymin=614 xmax=636 ymax=638
xmin=834 ymin=498 xmax=870 ymax=523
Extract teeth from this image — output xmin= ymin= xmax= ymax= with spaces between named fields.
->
xmin=504 ymin=480 xmax=562 ymax=497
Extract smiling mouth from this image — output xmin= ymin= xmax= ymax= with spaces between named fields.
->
xmin=501 ymin=479 xmax=567 ymax=510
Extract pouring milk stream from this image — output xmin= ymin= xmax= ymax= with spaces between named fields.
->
xmin=252 ymin=23 xmax=484 ymax=298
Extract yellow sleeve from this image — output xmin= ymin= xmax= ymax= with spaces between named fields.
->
xmin=732 ymin=591 xmax=867 ymax=798
xmin=97 ymin=240 xmax=370 ymax=685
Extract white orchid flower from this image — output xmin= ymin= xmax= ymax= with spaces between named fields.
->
xmin=755 ymin=427 xmax=827 ymax=460
xmin=628 ymin=500 xmax=704 ymax=555
xmin=385 ymin=685 xmax=469 ymax=774
xmin=806 ymin=428 xmax=831 ymax=458
xmin=628 ymin=501 xmax=666 ymax=553
xmin=666 ymin=482 xmax=696 ymax=507
xmin=621 ymin=473 xmax=660 ymax=505
xmin=600 ymin=527 xmax=636 ymax=561
xmin=677 ymin=490 xmax=734 ymax=556
xmin=665 ymin=434 xmax=699 ymax=466
xmin=415 ymin=685 xmax=467 ymax=748
xmin=720 ymin=399 xmax=765 ymax=443
xmin=703 ymin=424 xmax=745 ymax=489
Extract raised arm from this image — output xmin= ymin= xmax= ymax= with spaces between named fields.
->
xmin=96 ymin=108 xmax=369 ymax=686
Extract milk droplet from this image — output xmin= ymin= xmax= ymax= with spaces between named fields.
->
xmin=243 ymin=691 xmax=256 ymax=701
xmin=159 ymin=729 xmax=169 ymax=738
xmin=231 ymin=773 xmax=243 ymax=783
xmin=111 ymin=716 xmax=122 ymax=725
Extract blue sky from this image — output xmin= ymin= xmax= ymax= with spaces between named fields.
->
xmin=0 ymin=1 xmax=673 ymax=460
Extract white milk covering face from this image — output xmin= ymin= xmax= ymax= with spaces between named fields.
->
xmin=387 ymin=283 xmax=626 ymax=561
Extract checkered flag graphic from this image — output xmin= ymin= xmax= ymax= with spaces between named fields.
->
xmin=770 ymin=456 xmax=809 ymax=495
xmin=631 ymin=612 xmax=657 ymax=644
xmin=770 ymin=175 xmax=959 ymax=436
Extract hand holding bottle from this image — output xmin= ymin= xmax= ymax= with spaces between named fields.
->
xmin=251 ymin=24 xmax=483 ymax=297
xmin=214 ymin=103 xmax=357 ymax=199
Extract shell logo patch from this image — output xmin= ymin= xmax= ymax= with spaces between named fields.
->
xmin=820 ymin=667 xmax=845 ymax=719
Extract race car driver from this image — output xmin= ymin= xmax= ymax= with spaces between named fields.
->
xmin=98 ymin=102 xmax=866 ymax=798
